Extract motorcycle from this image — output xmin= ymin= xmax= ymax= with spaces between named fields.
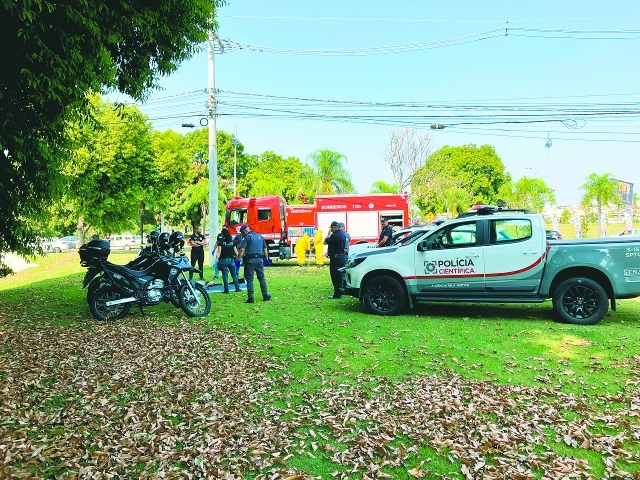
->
xmin=79 ymin=231 xmax=211 ymax=321
xmin=83 ymin=231 xmax=179 ymax=305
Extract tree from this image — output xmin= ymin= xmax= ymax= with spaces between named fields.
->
xmin=301 ymin=149 xmax=355 ymax=195
xmin=580 ymin=172 xmax=621 ymax=237
xmin=501 ymin=176 xmax=556 ymax=213
xmin=382 ymin=128 xmax=433 ymax=193
xmin=238 ymin=152 xmax=307 ymax=203
xmin=0 ymin=0 xmax=225 ymax=268
xmin=411 ymin=145 xmax=510 ymax=214
xmin=442 ymin=187 xmax=473 ymax=217
xmin=370 ymin=181 xmax=399 ymax=194
xmin=61 ymin=94 xmax=158 ymax=242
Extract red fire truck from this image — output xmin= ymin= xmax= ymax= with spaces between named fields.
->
xmin=225 ymin=194 xmax=410 ymax=259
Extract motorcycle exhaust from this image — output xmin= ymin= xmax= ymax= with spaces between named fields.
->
xmin=105 ymin=297 xmax=136 ymax=306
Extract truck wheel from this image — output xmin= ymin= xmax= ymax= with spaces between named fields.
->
xmin=552 ymin=277 xmax=608 ymax=325
xmin=363 ymin=275 xmax=405 ymax=316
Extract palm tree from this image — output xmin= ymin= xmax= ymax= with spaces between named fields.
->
xmin=370 ymin=181 xmax=398 ymax=194
xmin=302 ymin=149 xmax=355 ymax=195
xmin=579 ymin=173 xmax=621 ymax=237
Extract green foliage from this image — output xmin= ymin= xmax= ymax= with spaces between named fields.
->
xmin=370 ymin=181 xmax=398 ymax=194
xmin=0 ymin=0 xmax=225 ymax=263
xmin=238 ymin=151 xmax=307 ymax=203
xmin=580 ymin=173 xmax=621 ymax=237
xmin=442 ymin=187 xmax=472 ymax=216
xmin=61 ymin=94 xmax=157 ymax=238
xmin=301 ymin=149 xmax=356 ymax=195
xmin=411 ymin=144 xmax=510 ymax=214
xmin=502 ymin=176 xmax=556 ymax=212
xmin=560 ymin=209 xmax=572 ymax=224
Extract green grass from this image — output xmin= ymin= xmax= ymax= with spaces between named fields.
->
xmin=1 ymin=251 xmax=639 ymax=478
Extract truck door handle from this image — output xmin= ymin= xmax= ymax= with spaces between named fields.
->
xmin=465 ymin=253 xmax=480 ymax=258
xmin=523 ymin=250 xmax=537 ymax=255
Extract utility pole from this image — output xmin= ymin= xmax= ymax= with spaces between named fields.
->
xmin=208 ymin=30 xmax=218 ymax=258
xmin=232 ymin=128 xmax=239 ymax=197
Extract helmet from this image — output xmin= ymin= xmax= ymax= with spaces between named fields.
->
xmin=158 ymin=232 xmax=170 ymax=252
xmin=169 ymin=231 xmax=185 ymax=250
xmin=147 ymin=231 xmax=160 ymax=245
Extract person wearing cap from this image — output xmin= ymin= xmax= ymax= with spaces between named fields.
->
xmin=377 ymin=217 xmax=393 ymax=248
xmin=323 ymin=220 xmax=347 ymax=299
xmin=236 ymin=224 xmax=272 ymax=303
xmin=188 ymin=226 xmax=208 ymax=281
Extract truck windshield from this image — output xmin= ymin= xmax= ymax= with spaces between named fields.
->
xmin=228 ymin=209 xmax=247 ymax=225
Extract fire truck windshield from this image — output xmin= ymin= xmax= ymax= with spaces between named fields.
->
xmin=228 ymin=209 xmax=247 ymax=226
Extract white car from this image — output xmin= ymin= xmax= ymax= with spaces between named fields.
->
xmin=348 ymin=226 xmax=433 ymax=258
xmin=43 ymin=238 xmax=69 ymax=253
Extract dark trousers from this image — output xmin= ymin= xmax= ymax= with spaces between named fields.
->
xmin=244 ymin=258 xmax=269 ymax=299
xmin=219 ymin=257 xmax=240 ymax=292
xmin=329 ymin=255 xmax=346 ymax=296
xmin=190 ymin=249 xmax=204 ymax=280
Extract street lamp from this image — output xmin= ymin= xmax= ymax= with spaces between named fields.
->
xmin=231 ymin=131 xmax=239 ymax=197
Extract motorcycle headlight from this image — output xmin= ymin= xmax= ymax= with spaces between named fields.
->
xmin=346 ymin=257 xmax=366 ymax=269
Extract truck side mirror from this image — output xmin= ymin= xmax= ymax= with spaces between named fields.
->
xmin=417 ymin=240 xmax=429 ymax=252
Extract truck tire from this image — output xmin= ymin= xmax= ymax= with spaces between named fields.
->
xmin=552 ymin=277 xmax=608 ymax=325
xmin=363 ymin=274 xmax=405 ymax=316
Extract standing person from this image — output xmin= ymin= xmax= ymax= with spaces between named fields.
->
xmin=210 ymin=228 xmax=225 ymax=281
xmin=323 ymin=220 xmax=347 ymax=299
xmin=188 ymin=226 xmax=207 ymax=281
xmin=210 ymin=226 xmax=241 ymax=293
xmin=236 ymin=224 xmax=272 ymax=303
xmin=295 ymin=232 xmax=311 ymax=267
xmin=314 ymin=229 xmax=325 ymax=268
xmin=338 ymin=222 xmax=350 ymax=255
xmin=377 ymin=217 xmax=393 ymax=248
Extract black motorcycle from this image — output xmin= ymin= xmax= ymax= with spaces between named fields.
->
xmin=80 ymin=232 xmax=211 ymax=321
xmin=83 ymin=231 xmax=179 ymax=305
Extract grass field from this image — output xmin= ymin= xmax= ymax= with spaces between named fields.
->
xmin=0 ymin=251 xmax=639 ymax=479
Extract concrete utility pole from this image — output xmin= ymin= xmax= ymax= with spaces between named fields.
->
xmin=208 ymin=31 xmax=218 ymax=257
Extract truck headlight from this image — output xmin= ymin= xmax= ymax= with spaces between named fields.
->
xmin=346 ymin=257 xmax=366 ymax=269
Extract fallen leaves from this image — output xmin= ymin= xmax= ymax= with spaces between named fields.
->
xmin=0 ymin=317 xmax=639 ymax=479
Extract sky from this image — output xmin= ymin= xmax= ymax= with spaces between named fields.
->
xmin=114 ymin=0 xmax=640 ymax=206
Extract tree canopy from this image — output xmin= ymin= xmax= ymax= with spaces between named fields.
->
xmin=411 ymin=144 xmax=510 ymax=214
xmin=499 ymin=176 xmax=556 ymax=213
xmin=580 ymin=172 xmax=621 ymax=237
xmin=301 ymin=149 xmax=355 ymax=195
xmin=0 ymin=0 xmax=225 ymax=262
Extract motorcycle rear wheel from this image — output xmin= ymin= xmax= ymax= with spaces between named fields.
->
xmin=178 ymin=283 xmax=211 ymax=317
xmin=90 ymin=286 xmax=131 ymax=321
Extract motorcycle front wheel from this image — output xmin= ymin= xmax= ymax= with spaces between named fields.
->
xmin=90 ymin=286 xmax=131 ymax=321
xmin=178 ymin=283 xmax=211 ymax=317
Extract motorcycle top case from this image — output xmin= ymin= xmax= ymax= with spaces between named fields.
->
xmin=79 ymin=239 xmax=111 ymax=266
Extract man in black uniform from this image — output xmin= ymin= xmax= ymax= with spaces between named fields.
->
xmin=377 ymin=217 xmax=393 ymax=248
xmin=236 ymin=224 xmax=272 ymax=303
xmin=324 ymin=220 xmax=347 ymax=299
xmin=189 ymin=226 xmax=207 ymax=281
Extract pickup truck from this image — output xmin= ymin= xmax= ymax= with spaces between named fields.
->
xmin=342 ymin=207 xmax=640 ymax=325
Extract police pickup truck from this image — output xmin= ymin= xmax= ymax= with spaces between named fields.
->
xmin=342 ymin=206 xmax=640 ymax=325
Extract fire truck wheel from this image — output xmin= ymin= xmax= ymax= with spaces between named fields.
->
xmin=363 ymin=274 xmax=405 ymax=316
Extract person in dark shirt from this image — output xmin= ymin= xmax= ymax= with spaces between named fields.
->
xmin=377 ymin=217 xmax=393 ymax=248
xmin=237 ymin=224 xmax=271 ymax=303
xmin=324 ymin=220 xmax=347 ymax=299
xmin=188 ymin=226 xmax=207 ymax=281
xmin=211 ymin=226 xmax=240 ymax=293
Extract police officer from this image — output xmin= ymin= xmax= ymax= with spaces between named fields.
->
xmin=189 ymin=226 xmax=207 ymax=281
xmin=236 ymin=224 xmax=272 ymax=303
xmin=338 ymin=222 xmax=350 ymax=255
xmin=377 ymin=217 xmax=393 ymax=248
xmin=324 ymin=220 xmax=347 ymax=299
